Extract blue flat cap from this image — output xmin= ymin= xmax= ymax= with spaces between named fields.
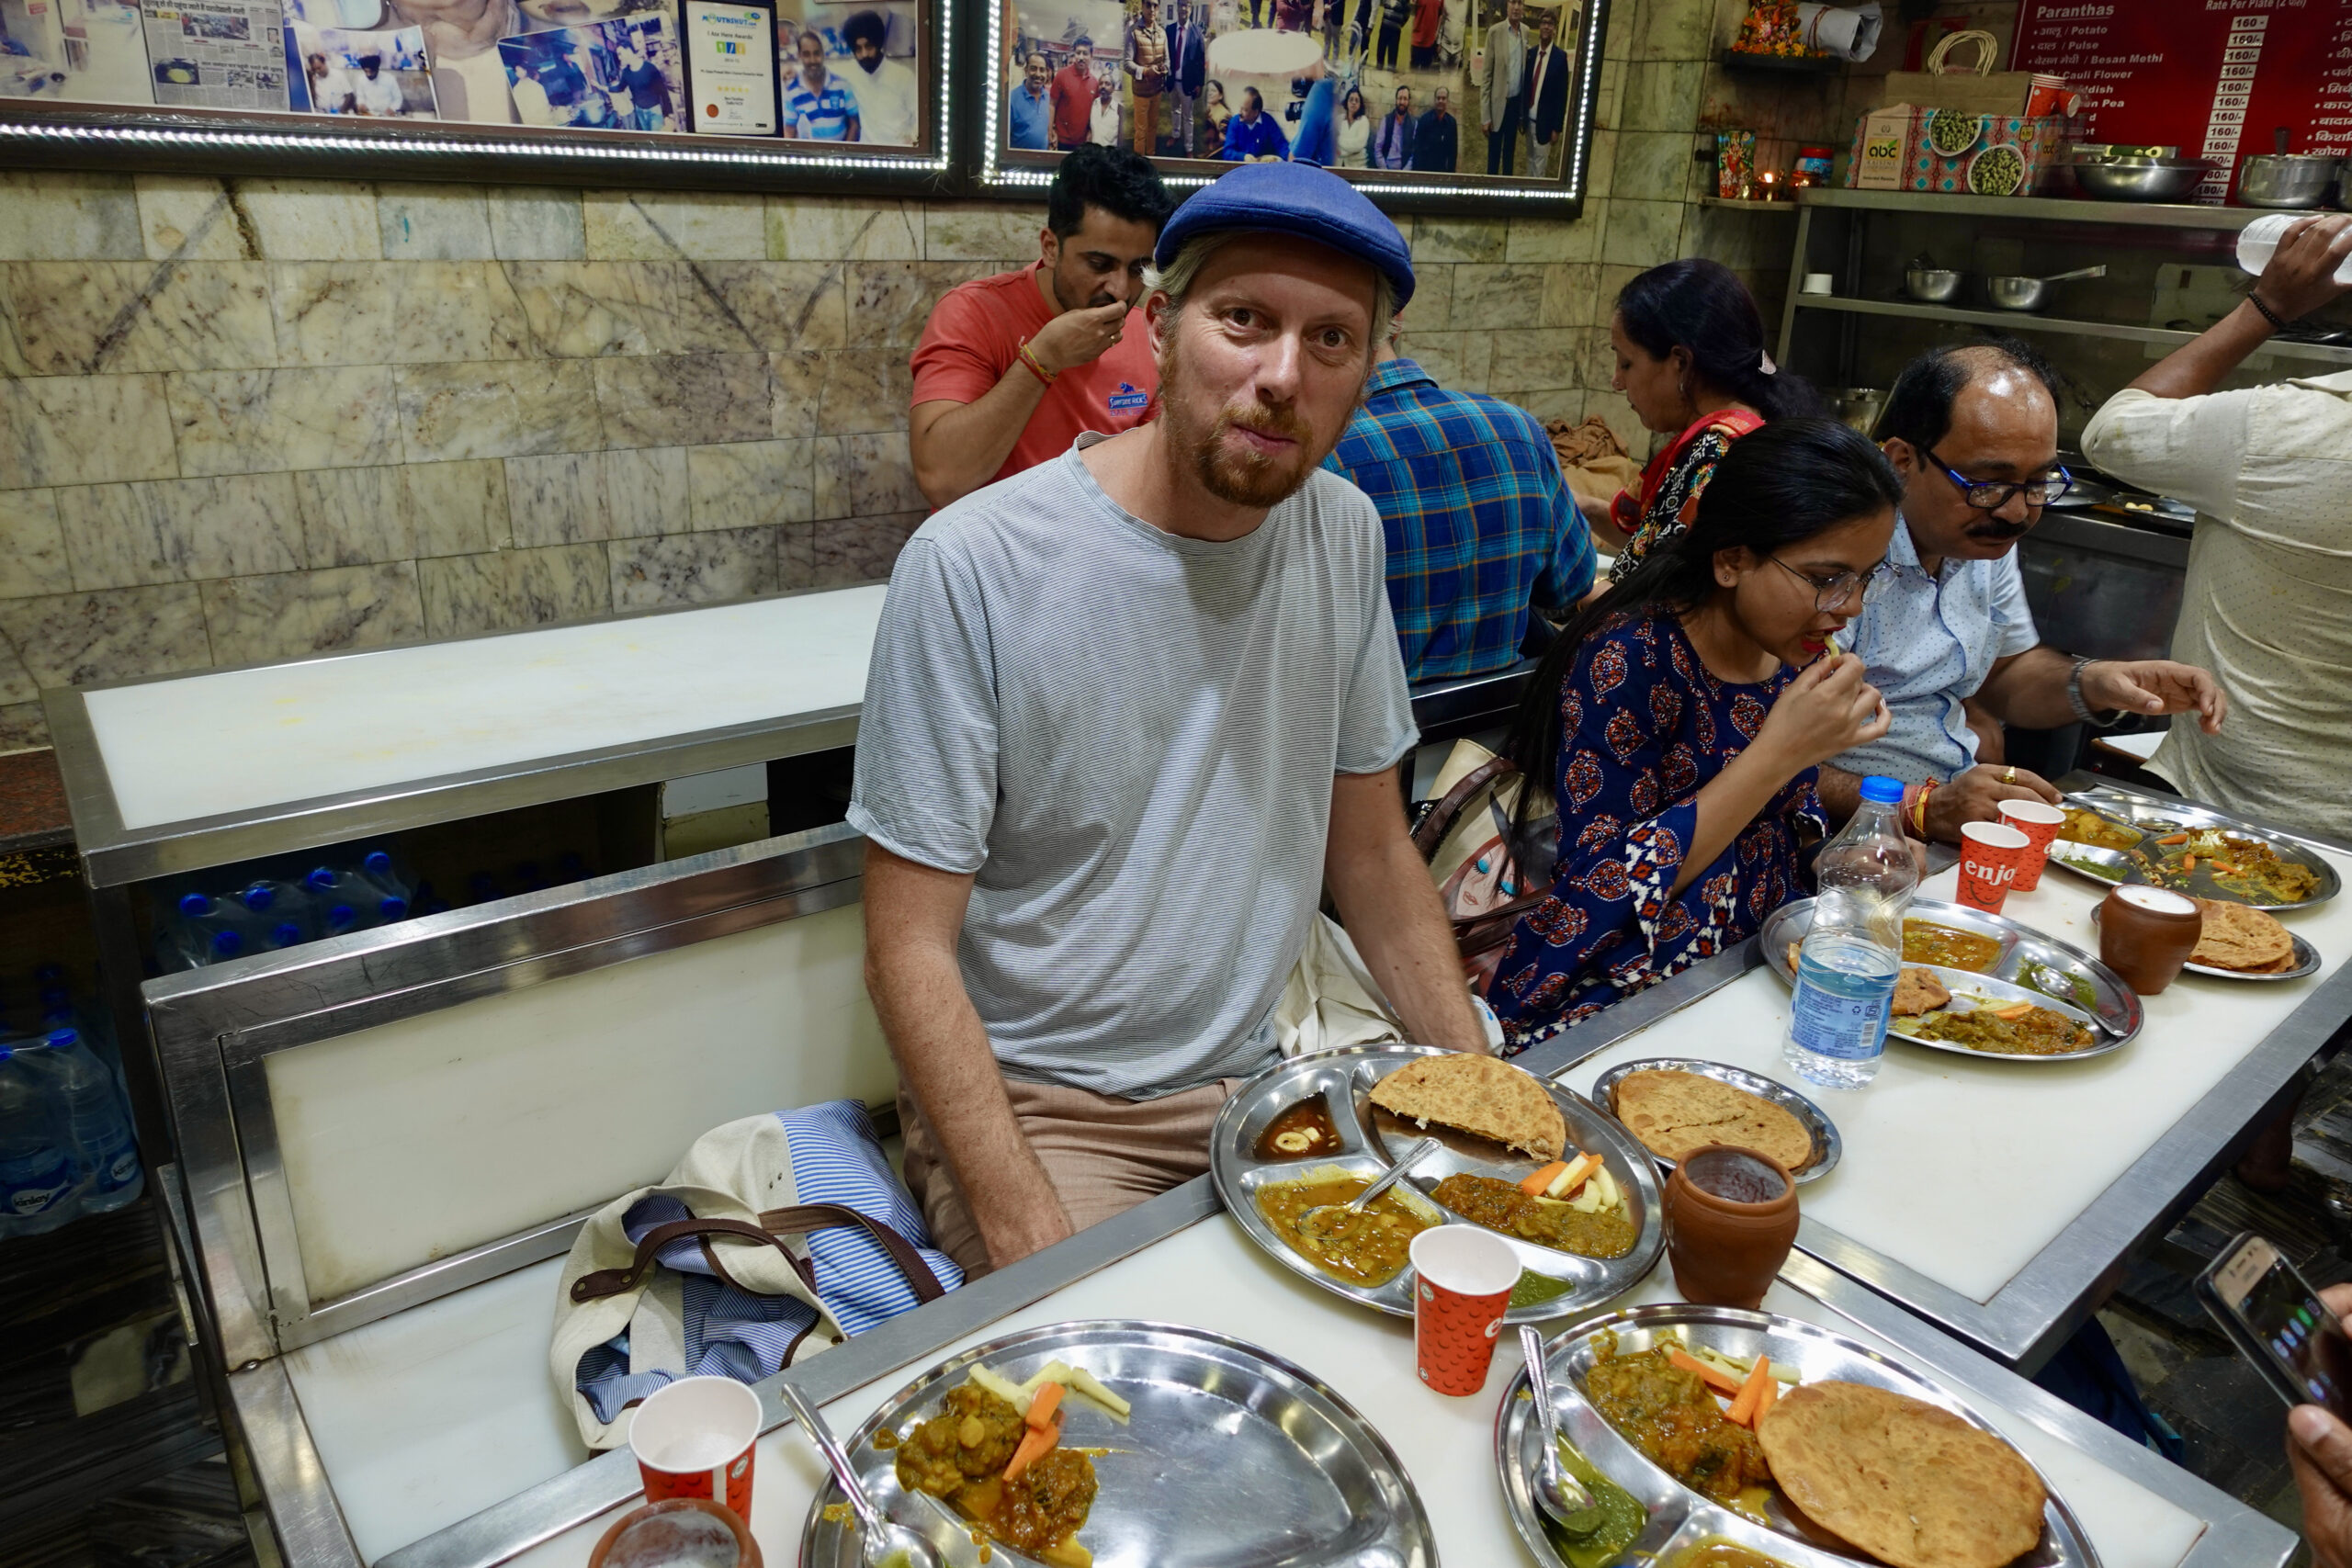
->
xmin=1155 ymin=162 xmax=1416 ymax=309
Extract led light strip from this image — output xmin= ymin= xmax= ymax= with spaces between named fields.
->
xmin=978 ymin=0 xmax=1601 ymax=203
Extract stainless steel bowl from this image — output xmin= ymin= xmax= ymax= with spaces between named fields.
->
xmin=1830 ymin=386 xmax=1886 ymax=434
xmin=1905 ymin=267 xmax=1962 ymax=302
xmin=1984 ymin=264 xmax=2107 ymax=312
xmin=2238 ymin=153 xmax=2342 ymax=208
xmin=2072 ymin=158 xmax=2210 ymax=202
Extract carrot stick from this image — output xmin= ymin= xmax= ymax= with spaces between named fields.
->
xmin=1727 ymin=1355 xmax=1772 ymax=1426
xmin=1755 ymin=1371 xmax=1780 ymax=1425
xmin=1520 ymin=1160 xmax=1570 ymax=1197
xmin=1547 ymin=1153 xmax=1605 ymax=1198
xmin=1024 ymin=1382 xmax=1063 ymax=1431
xmin=2156 ymin=833 xmax=2189 ymax=846
xmin=1003 ymin=1416 xmax=1058 ymax=1482
xmin=1668 ymin=1348 xmax=1746 ymax=1396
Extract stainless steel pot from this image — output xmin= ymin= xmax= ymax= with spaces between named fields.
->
xmin=1905 ymin=267 xmax=1963 ymax=302
xmin=1829 ymin=387 xmax=1887 ymax=435
xmin=1985 ymin=264 xmax=2107 ymax=311
xmin=2072 ymin=157 xmax=2210 ymax=202
xmin=2238 ymin=153 xmax=2342 ymax=208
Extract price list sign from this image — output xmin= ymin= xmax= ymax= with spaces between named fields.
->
xmin=2015 ymin=0 xmax=2352 ymax=200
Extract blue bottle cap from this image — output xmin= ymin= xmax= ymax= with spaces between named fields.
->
xmin=364 ymin=850 xmax=392 ymax=876
xmin=243 ymin=885 xmax=275 ymax=911
xmin=272 ymin=922 xmax=302 ymax=947
xmin=178 ymin=892 xmax=211 ymax=917
xmin=1860 ymin=775 xmax=1905 ymax=805
xmin=46 ymin=1029 xmax=77 ymax=1047
xmin=212 ymin=930 xmax=243 ymax=957
xmin=307 ymin=868 xmax=337 ymax=891
xmin=326 ymin=905 xmax=356 ymax=930
xmin=379 ymin=897 xmax=409 ymax=920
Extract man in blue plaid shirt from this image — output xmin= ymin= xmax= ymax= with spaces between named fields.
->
xmin=1324 ymin=334 xmax=1596 ymax=683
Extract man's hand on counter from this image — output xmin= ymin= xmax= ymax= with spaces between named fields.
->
xmin=1924 ymin=763 xmax=2064 ymax=844
xmin=2290 ymin=1283 xmax=2352 ymax=1568
xmin=2079 ymin=659 xmax=2228 ymax=736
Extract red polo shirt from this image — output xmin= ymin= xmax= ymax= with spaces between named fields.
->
xmin=910 ymin=262 xmax=1159 ymax=489
xmin=1049 ymin=62 xmax=1095 ymax=148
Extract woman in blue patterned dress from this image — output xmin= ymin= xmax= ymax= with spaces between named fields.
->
xmin=1488 ymin=420 xmax=1905 ymax=1051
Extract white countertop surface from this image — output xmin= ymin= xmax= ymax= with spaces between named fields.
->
xmin=1560 ymin=853 xmax=2352 ymax=1304
xmin=82 ymin=587 xmax=888 ymax=831
xmin=296 ymin=1217 xmax=2213 ymax=1568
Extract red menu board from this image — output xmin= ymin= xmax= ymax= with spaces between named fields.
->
xmin=2014 ymin=0 xmax=2352 ymax=201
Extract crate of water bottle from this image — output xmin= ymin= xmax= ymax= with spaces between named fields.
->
xmin=152 ymin=842 xmax=418 ymax=972
xmin=0 ymin=1021 xmax=142 ymax=1240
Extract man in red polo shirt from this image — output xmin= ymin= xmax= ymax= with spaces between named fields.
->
xmin=909 ymin=144 xmax=1173 ymax=508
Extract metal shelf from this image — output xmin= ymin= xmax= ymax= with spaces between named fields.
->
xmin=1796 ymin=186 xmax=2279 ymax=231
xmin=1792 ymin=294 xmax=2352 ymax=366
xmin=1698 ymin=196 xmax=1802 ymax=211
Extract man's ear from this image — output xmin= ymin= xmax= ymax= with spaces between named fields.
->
xmin=1881 ymin=436 xmax=1918 ymax=478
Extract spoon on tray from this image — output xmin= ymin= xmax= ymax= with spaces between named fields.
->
xmin=1295 ymin=1135 xmax=1441 ymax=1243
xmin=776 ymin=1379 xmax=942 ymax=1568
xmin=1519 ymin=1325 xmax=1606 ymax=1535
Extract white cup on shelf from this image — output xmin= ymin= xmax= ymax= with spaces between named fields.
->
xmin=1801 ymin=272 xmax=1835 ymax=295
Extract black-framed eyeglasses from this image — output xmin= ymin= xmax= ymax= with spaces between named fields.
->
xmin=1767 ymin=554 xmax=1891 ymax=612
xmin=1921 ymin=445 xmax=2074 ymax=510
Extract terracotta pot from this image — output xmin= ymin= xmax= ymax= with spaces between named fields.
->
xmin=1665 ymin=1146 xmax=1799 ymax=1311
xmin=2098 ymin=885 xmax=2201 ymax=996
xmin=587 ymin=1497 xmax=763 ymax=1568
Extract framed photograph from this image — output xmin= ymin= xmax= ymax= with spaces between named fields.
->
xmin=972 ymin=0 xmax=1606 ymax=212
xmin=0 ymin=0 xmax=950 ymax=191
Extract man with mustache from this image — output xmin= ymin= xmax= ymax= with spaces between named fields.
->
xmin=855 ymin=163 xmax=1489 ymax=1275
xmin=1822 ymin=339 xmax=2225 ymax=843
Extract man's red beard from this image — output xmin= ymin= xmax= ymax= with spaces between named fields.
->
xmin=1159 ymin=332 xmax=1328 ymax=507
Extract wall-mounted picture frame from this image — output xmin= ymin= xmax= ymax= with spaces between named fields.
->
xmin=970 ymin=0 xmax=1604 ymax=213
xmin=0 ymin=0 xmax=951 ymax=191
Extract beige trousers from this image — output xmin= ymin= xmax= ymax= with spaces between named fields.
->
xmin=899 ymin=1075 xmax=1238 ymax=1277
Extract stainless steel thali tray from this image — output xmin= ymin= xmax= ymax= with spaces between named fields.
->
xmin=1498 ymin=1302 xmax=2101 ymax=1568
xmin=799 ymin=1320 xmax=1435 ymax=1568
xmin=1589 ymin=1058 xmax=1841 ymax=1184
xmin=2047 ymin=784 xmax=2341 ymax=909
xmin=1761 ymin=896 xmax=2144 ymax=1050
xmin=1211 ymin=1044 xmax=1665 ymax=1325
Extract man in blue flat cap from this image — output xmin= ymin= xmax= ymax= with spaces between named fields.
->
xmin=853 ymin=163 xmax=1488 ymax=1275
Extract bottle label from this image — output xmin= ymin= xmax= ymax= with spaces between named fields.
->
xmin=95 ymin=1141 xmax=140 ymax=1191
xmin=4 ymin=1156 xmax=75 ymax=1216
xmin=1791 ymin=977 xmax=1891 ymax=1061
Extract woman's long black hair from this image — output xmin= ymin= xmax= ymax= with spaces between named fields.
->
xmin=1616 ymin=258 xmax=1822 ymax=423
xmin=1503 ymin=418 xmax=1903 ymax=833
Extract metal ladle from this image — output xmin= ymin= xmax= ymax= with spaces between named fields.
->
xmin=775 ymin=1379 xmax=942 ymax=1568
xmin=1295 ymin=1135 xmax=1442 ymax=1243
xmin=1518 ymin=1325 xmax=1603 ymax=1533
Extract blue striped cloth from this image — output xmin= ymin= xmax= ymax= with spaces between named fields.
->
xmin=575 ymin=1101 xmax=962 ymax=1421
xmin=1323 ymin=356 xmax=1597 ymax=683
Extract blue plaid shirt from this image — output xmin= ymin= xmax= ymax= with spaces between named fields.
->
xmin=1324 ymin=357 xmax=1596 ymax=682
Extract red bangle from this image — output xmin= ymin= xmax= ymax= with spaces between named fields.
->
xmin=1017 ymin=339 xmax=1055 ymax=387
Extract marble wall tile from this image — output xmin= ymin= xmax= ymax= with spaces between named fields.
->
xmin=169 ymin=367 xmax=401 ymax=475
xmin=841 ymin=432 xmax=923 ymax=516
xmin=293 ymin=466 xmax=414 ymax=567
xmin=500 ymin=261 xmax=666 ymax=358
xmin=1449 ymin=265 xmax=1552 ymax=332
xmin=201 ymin=562 xmax=426 ymax=663
xmin=0 ymin=633 xmax=31 ymax=705
xmin=1587 ymin=130 xmax=1618 ymax=201
xmin=487 ymin=187 xmax=587 ymax=261
xmin=1599 ymin=198 xmax=1684 ymax=268
xmin=1613 ymin=133 xmax=1702 ymax=209
xmin=1582 ymin=387 xmax=1647 ymax=454
xmin=846 ymin=261 xmax=991 ymax=346
xmin=811 ymin=511 xmax=922 ymax=589
xmin=779 ymin=520 xmax=816 ymax=588
xmin=1398 ymin=330 xmax=1497 ymax=395
xmin=57 ymin=472 xmax=303 ymax=590
xmin=816 ymin=346 xmax=910 ymax=436
xmin=395 ymin=360 xmax=603 ymax=462
xmin=582 ymin=192 xmax=765 ymax=262
xmin=673 ymin=262 xmax=847 ymax=354
xmin=0 ymin=261 xmax=277 ymax=376
xmin=406 ymin=457 xmax=512 ymax=557
xmin=1510 ymin=389 xmax=1585 ymax=426
xmin=1573 ymin=322 xmax=1615 ymax=390
xmin=378 ymin=185 xmax=495 ymax=260
xmin=769 ymin=351 xmax=825 ymax=437
xmin=135 ymin=177 xmax=257 ymax=262
xmin=0 ymin=703 xmax=47 ymax=751
xmin=1396 ymin=264 xmax=1453 ymax=333
xmin=1504 ymin=216 xmax=1600 ymax=265
xmin=0 ymin=489 xmax=73 ymax=599
xmin=0 ymin=173 xmax=141 ymax=262
xmin=609 ymin=525 xmax=779 ymax=611
xmin=0 ymin=374 xmax=179 ymax=489
xmin=594 ymin=354 xmax=773 ymax=447
xmin=607 ymin=446 xmax=692 ymax=538
xmin=233 ymin=180 xmax=382 ymax=261
xmin=1541 ymin=263 xmax=1600 ymax=329
xmin=417 ymin=543 xmax=610 ymax=636
xmin=0 ymin=583 xmax=211 ymax=689
xmin=387 ymin=263 xmax=533 ymax=364
xmin=922 ymin=204 xmax=1047 ymax=264
xmin=687 ymin=439 xmax=813 ymax=531
xmin=270 ymin=262 xmax=395 ymax=367
xmin=1486 ymin=327 xmax=1581 ymax=394
xmin=503 ymin=447 xmax=689 ymax=547
xmin=1410 ymin=217 xmax=1509 ymax=266
xmin=767 ymin=198 xmax=923 ymax=262
xmin=1621 ymin=61 xmax=1707 ymax=133
xmin=1626 ymin=0 xmax=1716 ymax=61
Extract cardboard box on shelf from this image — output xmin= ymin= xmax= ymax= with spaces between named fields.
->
xmin=1848 ymin=104 xmax=2062 ymax=196
xmin=1873 ymin=28 xmax=2079 ymax=119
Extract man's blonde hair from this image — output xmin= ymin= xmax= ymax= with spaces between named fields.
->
xmin=1143 ymin=230 xmax=1396 ymax=354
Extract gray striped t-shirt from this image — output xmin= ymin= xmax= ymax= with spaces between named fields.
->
xmin=847 ymin=437 xmax=1419 ymax=1099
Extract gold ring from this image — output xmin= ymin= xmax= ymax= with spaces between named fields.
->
xmin=2004 ymin=766 xmax=2017 ymax=784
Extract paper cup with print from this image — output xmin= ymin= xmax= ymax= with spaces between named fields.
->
xmin=1408 ymin=1227 xmax=1520 ymax=1396
xmin=1997 ymin=799 xmax=2065 ymax=891
xmin=1957 ymin=821 xmax=2031 ymax=913
xmin=628 ymin=1376 xmax=762 ymax=1518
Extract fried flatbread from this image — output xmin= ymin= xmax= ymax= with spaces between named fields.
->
xmin=1891 ymin=966 xmax=1951 ymax=1017
xmin=1758 ymin=1381 xmax=2046 ymax=1568
xmin=1368 ymin=1055 xmax=1565 ymax=1161
xmin=1612 ymin=1069 xmax=1814 ymax=1171
xmin=2192 ymin=897 xmax=2296 ymax=972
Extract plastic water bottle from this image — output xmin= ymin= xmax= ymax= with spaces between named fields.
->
xmin=30 ymin=1030 xmax=141 ymax=1213
xmin=158 ymin=892 xmax=254 ymax=969
xmin=1784 ymin=776 xmax=1918 ymax=1090
xmin=2238 ymin=213 xmax=2352 ymax=286
xmin=305 ymin=863 xmax=408 ymax=934
xmin=0 ymin=1044 xmax=80 ymax=1236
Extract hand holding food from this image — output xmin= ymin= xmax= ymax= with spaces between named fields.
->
xmin=1028 ymin=298 xmax=1133 ymax=376
xmin=1755 ymin=652 xmax=1891 ymax=772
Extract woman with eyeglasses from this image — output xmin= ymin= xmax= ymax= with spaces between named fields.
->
xmin=1482 ymin=420 xmax=1901 ymax=1050
xmin=1596 ymin=259 xmax=1824 ymax=590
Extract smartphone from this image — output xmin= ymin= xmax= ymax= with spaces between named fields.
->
xmin=2197 ymin=1229 xmax=2352 ymax=1420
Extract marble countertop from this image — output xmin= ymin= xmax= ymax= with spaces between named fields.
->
xmin=0 ymin=750 xmax=72 ymax=854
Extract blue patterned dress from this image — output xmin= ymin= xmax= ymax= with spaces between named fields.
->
xmin=1489 ymin=610 xmax=1824 ymax=1052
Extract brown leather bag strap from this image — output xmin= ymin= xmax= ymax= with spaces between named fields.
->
xmin=1412 ymin=754 xmax=1519 ymax=860
xmin=758 ymin=1203 xmax=948 ymax=1304
xmin=570 ymin=1217 xmax=795 ymax=1303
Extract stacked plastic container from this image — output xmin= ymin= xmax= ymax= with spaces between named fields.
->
xmin=0 ymin=968 xmax=143 ymax=1240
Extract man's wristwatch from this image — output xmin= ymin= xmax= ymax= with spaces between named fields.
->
xmin=2067 ymin=656 xmax=2106 ymax=725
